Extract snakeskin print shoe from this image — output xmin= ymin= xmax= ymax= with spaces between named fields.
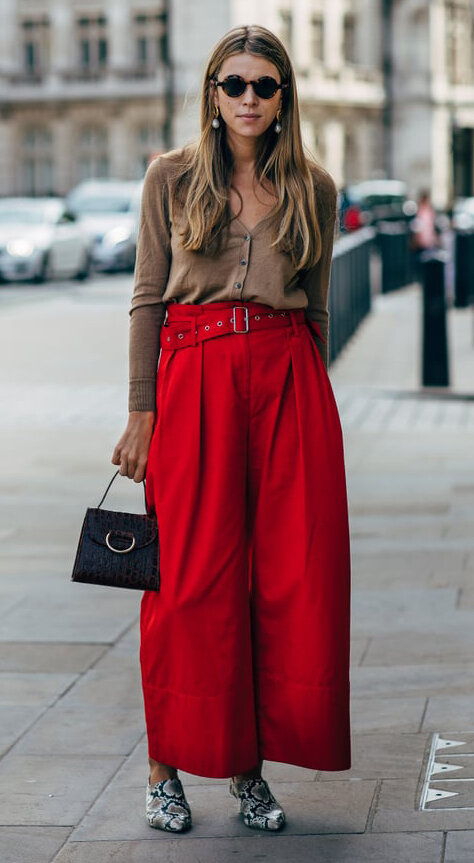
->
xmin=146 ymin=776 xmax=192 ymax=832
xmin=229 ymin=776 xmax=286 ymax=831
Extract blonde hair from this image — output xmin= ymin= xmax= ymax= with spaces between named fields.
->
xmin=167 ymin=24 xmax=330 ymax=270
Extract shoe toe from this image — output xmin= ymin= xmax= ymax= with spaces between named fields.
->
xmin=146 ymin=778 xmax=192 ymax=832
xmin=230 ymin=778 xmax=286 ymax=831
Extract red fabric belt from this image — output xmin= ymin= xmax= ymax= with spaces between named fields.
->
xmin=161 ymin=303 xmax=321 ymax=351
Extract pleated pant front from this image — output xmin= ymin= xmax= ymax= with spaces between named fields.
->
xmin=141 ymin=300 xmax=351 ymax=778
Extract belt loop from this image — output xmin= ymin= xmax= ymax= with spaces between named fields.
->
xmin=289 ymin=310 xmax=299 ymax=337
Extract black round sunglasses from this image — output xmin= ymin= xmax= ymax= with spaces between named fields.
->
xmin=212 ymin=74 xmax=288 ymax=100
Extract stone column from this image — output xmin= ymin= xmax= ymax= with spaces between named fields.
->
xmin=51 ymin=112 xmax=72 ymax=195
xmin=324 ymin=0 xmax=344 ymax=74
xmin=50 ymin=3 xmax=75 ymax=77
xmin=108 ymin=0 xmax=131 ymax=75
xmin=429 ymin=0 xmax=448 ymax=90
xmin=432 ymin=104 xmax=452 ymax=210
xmin=323 ymin=119 xmax=344 ymax=188
xmin=0 ymin=115 xmax=16 ymax=195
xmin=171 ymin=0 xmax=230 ymax=146
xmin=293 ymin=0 xmax=312 ymax=73
xmin=0 ymin=0 xmax=19 ymax=75
xmin=109 ymin=111 xmax=130 ymax=179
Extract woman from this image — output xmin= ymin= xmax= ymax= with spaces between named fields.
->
xmin=112 ymin=24 xmax=351 ymax=834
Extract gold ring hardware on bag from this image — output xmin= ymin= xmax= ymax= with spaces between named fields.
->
xmin=105 ymin=530 xmax=136 ymax=554
xmin=231 ymin=306 xmax=249 ymax=333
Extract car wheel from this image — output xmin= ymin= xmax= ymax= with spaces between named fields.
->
xmin=33 ymin=252 xmax=53 ymax=284
xmin=74 ymin=250 xmax=91 ymax=281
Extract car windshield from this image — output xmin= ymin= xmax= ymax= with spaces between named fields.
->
xmin=70 ymin=194 xmax=133 ymax=214
xmin=362 ymin=195 xmax=405 ymax=207
xmin=0 ymin=207 xmax=50 ymax=224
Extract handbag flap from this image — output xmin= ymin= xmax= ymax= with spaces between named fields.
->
xmin=84 ymin=507 xmax=158 ymax=551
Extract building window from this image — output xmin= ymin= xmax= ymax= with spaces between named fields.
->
xmin=134 ymin=11 xmax=167 ymax=72
xmin=135 ymin=124 xmax=164 ymax=177
xmin=279 ymin=9 xmax=293 ymax=53
xmin=76 ymin=15 xmax=108 ymax=75
xmin=77 ymin=127 xmax=109 ymax=181
xmin=446 ymin=1 xmax=472 ymax=84
xmin=21 ymin=17 xmax=50 ymax=75
xmin=310 ymin=15 xmax=324 ymax=63
xmin=21 ymin=127 xmax=54 ymax=195
xmin=343 ymin=14 xmax=357 ymax=64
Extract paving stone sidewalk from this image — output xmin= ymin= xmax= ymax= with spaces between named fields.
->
xmin=0 ymin=277 xmax=473 ymax=862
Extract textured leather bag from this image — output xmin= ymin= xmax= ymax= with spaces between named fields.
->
xmin=71 ymin=470 xmax=160 ymax=591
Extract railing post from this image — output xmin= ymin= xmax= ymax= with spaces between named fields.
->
xmin=421 ymin=250 xmax=450 ymax=387
xmin=454 ymin=231 xmax=474 ymax=308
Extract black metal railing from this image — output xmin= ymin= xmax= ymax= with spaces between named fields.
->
xmin=375 ymin=219 xmax=417 ymax=293
xmin=329 ymin=226 xmax=374 ymax=364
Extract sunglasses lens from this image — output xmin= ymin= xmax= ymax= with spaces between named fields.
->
xmin=219 ymin=76 xmax=281 ymax=99
xmin=222 ymin=77 xmax=246 ymax=97
xmin=254 ymin=77 xmax=279 ymax=99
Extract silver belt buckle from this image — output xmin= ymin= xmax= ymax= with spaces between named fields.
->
xmin=232 ymin=306 xmax=249 ymax=333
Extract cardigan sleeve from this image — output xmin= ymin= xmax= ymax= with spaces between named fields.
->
xmin=128 ymin=156 xmax=172 ymax=412
xmin=299 ymin=169 xmax=338 ymax=369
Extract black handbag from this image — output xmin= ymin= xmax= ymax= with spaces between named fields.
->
xmin=71 ymin=470 xmax=160 ymax=591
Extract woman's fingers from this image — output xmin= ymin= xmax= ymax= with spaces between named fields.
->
xmin=111 ymin=412 xmax=155 ymax=480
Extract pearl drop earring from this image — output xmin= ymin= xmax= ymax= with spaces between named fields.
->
xmin=212 ymin=106 xmax=220 ymax=129
xmin=275 ymin=108 xmax=282 ymax=134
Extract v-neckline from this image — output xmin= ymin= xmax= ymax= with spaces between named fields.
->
xmin=230 ymin=210 xmax=274 ymax=236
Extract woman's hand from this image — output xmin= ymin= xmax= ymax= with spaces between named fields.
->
xmin=111 ymin=411 xmax=156 ymax=483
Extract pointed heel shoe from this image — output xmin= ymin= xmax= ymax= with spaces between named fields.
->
xmin=146 ymin=776 xmax=192 ymax=832
xmin=229 ymin=776 xmax=286 ymax=831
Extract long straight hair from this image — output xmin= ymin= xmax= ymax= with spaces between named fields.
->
xmin=167 ymin=24 xmax=330 ymax=270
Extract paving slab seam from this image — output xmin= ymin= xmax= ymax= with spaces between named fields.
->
xmin=56 ymin=729 xmax=149 ymax=848
xmin=0 ymin=666 xmax=97 ymax=760
xmin=357 ymin=637 xmax=372 ymax=666
xmin=54 ymin=616 xmax=140 ymax=708
xmin=440 ymin=830 xmax=448 ymax=863
xmin=418 ymin=698 xmax=430 ymax=733
xmin=364 ymin=778 xmax=383 ymax=832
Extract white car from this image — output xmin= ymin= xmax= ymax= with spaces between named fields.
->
xmin=0 ymin=197 xmax=91 ymax=283
xmin=452 ymin=197 xmax=474 ymax=232
xmin=66 ymin=179 xmax=143 ymax=272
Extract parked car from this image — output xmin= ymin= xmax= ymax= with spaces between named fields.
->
xmin=0 ymin=197 xmax=91 ymax=283
xmin=339 ymin=179 xmax=417 ymax=232
xmin=452 ymin=197 xmax=474 ymax=231
xmin=66 ymin=179 xmax=143 ymax=272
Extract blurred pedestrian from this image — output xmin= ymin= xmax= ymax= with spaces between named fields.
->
xmin=112 ymin=24 xmax=351 ymax=835
xmin=410 ymin=189 xmax=442 ymax=277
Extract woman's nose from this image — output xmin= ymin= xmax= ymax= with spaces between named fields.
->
xmin=242 ymin=83 xmax=258 ymax=105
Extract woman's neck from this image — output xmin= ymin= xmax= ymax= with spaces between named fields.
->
xmin=226 ymin=130 xmax=258 ymax=177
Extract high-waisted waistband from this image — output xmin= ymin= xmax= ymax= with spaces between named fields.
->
xmin=161 ymin=300 xmax=316 ymax=351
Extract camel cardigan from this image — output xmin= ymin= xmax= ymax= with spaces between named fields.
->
xmin=128 ymin=148 xmax=338 ymax=412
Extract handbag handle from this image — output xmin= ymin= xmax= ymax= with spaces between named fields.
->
xmin=97 ymin=469 xmax=147 ymax=511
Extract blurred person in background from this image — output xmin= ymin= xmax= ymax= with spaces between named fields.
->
xmin=112 ymin=24 xmax=351 ymax=835
xmin=410 ymin=189 xmax=442 ymax=279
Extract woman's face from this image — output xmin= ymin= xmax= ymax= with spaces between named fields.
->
xmin=212 ymin=52 xmax=283 ymax=142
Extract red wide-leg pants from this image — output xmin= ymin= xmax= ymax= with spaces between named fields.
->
xmin=141 ymin=300 xmax=351 ymax=778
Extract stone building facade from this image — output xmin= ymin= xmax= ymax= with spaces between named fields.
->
xmin=0 ymin=0 xmax=472 ymax=207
